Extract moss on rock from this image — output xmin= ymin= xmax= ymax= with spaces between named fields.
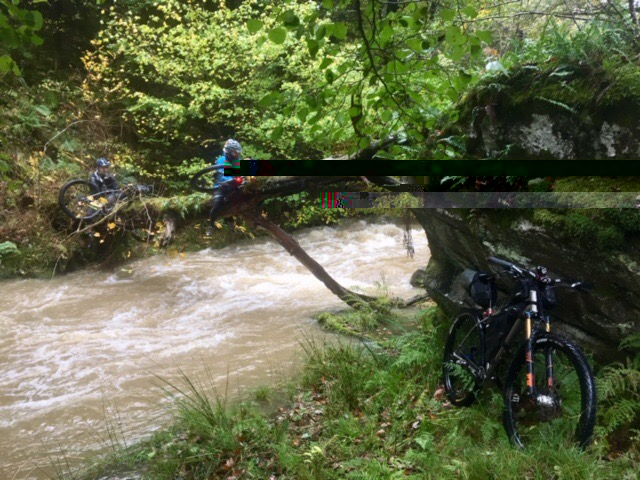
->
xmin=454 ymin=58 xmax=640 ymax=159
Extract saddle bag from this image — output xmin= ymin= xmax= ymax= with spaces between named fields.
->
xmin=460 ymin=269 xmax=497 ymax=309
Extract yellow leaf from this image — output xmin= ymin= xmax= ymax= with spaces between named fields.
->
xmin=108 ymin=222 xmax=116 ymax=230
xmin=214 ymin=221 xmax=222 ymax=229
xmin=93 ymin=232 xmax=101 ymax=237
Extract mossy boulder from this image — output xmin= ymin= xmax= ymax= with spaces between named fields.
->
xmin=457 ymin=61 xmax=640 ymax=159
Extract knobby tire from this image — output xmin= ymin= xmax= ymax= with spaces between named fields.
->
xmin=502 ymin=333 xmax=596 ymax=449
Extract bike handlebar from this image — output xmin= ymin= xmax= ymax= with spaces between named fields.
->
xmin=487 ymin=256 xmax=592 ymax=291
xmin=487 ymin=256 xmax=513 ymax=269
xmin=488 ymin=256 xmax=534 ymax=278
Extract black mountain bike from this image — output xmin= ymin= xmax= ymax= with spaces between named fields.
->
xmin=58 ymin=180 xmax=155 ymax=241
xmin=442 ymin=256 xmax=597 ymax=449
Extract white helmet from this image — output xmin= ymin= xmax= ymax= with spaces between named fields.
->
xmin=223 ymin=139 xmax=242 ymax=156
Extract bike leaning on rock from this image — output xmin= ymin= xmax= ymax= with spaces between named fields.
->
xmin=442 ymin=256 xmax=597 ymax=448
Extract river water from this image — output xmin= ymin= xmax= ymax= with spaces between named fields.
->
xmin=0 ymin=218 xmax=429 ymax=479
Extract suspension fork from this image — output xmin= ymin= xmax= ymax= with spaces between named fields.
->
xmin=524 ymin=311 xmax=536 ymax=397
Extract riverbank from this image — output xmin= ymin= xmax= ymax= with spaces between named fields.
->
xmin=60 ymin=302 xmax=639 ymax=480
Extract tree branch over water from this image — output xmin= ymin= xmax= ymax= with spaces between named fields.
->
xmin=207 ymin=175 xmax=420 ymax=310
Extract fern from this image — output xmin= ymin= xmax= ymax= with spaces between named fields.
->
xmin=620 ymin=332 xmax=640 ymax=355
xmin=346 ymin=473 xmax=380 ymax=480
xmin=596 ymin=333 xmax=640 ymax=437
xmin=598 ymin=363 xmax=640 ymax=400
xmin=535 ymin=96 xmax=577 ymax=114
xmin=479 ymin=418 xmax=500 ymax=443
xmin=601 ymin=398 xmax=640 ymax=433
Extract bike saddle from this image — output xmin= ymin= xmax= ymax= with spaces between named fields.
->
xmin=477 ymin=273 xmax=495 ymax=281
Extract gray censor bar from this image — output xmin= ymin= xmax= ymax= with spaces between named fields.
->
xmin=329 ymin=192 xmax=640 ymax=209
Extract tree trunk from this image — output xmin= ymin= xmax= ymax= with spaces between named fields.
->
xmin=243 ymin=209 xmax=376 ymax=309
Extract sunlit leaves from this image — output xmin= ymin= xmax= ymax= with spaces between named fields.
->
xmin=379 ymin=24 xmax=394 ymax=47
xmin=0 ymin=54 xmax=20 ymax=74
xmin=315 ymin=24 xmax=326 ymax=41
xmin=280 ymin=9 xmax=300 ymax=28
xmin=328 ymin=22 xmax=347 ymax=40
xmin=87 ymin=0 xmax=501 ymax=160
xmin=380 ymin=110 xmax=393 ymax=123
xmin=246 ymin=19 xmax=263 ymax=33
xmin=268 ymin=27 xmax=287 ymax=44
xmin=296 ymin=107 xmax=309 ymax=122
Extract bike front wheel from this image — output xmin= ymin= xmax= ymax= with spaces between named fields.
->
xmin=443 ymin=312 xmax=486 ymax=407
xmin=190 ymin=165 xmax=225 ymax=193
xmin=58 ymin=179 xmax=105 ymax=220
xmin=503 ymin=333 xmax=596 ymax=449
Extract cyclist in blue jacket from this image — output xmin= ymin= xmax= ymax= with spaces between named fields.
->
xmin=209 ymin=139 xmax=243 ymax=225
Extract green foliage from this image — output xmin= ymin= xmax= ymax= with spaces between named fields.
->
xmin=533 ymin=210 xmax=627 ymax=250
xmin=83 ymin=0 xmax=503 ymax=159
xmin=529 ymin=177 xmax=640 ymax=250
xmin=0 ymin=240 xmax=19 ymax=260
xmin=85 ymin=0 xmax=349 ymax=158
xmin=302 ymin=339 xmax=378 ymax=414
xmin=263 ymin=191 xmax=354 ymax=229
xmin=317 ymin=304 xmax=385 ymax=335
xmin=468 ymin=21 xmax=640 ymax=118
xmin=440 ymin=176 xmax=528 ymax=192
xmin=0 ymin=0 xmax=45 ymax=76
xmin=145 ymin=192 xmax=209 ymax=219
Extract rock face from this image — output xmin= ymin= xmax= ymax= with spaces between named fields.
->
xmin=411 ymin=208 xmax=640 ymax=362
xmin=468 ymin=110 xmax=640 ymax=160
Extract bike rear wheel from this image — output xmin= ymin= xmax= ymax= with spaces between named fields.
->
xmin=59 ymin=179 xmax=105 ymax=220
xmin=503 ymin=333 xmax=596 ymax=449
xmin=443 ymin=312 xmax=486 ymax=407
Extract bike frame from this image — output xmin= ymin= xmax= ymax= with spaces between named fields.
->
xmin=454 ymin=282 xmax=555 ymax=400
